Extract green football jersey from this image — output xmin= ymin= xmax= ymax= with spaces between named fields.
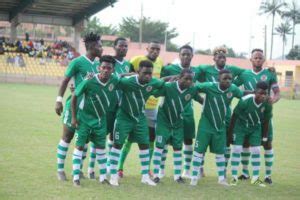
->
xmin=160 ymin=64 xmax=199 ymax=82
xmin=233 ymin=94 xmax=273 ymax=128
xmin=118 ymin=75 xmax=165 ymax=121
xmin=65 ymin=55 xmax=100 ymax=87
xmin=108 ymin=59 xmax=132 ymax=112
xmin=153 ymin=81 xmax=200 ymax=127
xmin=75 ymin=74 xmax=119 ymax=126
xmin=234 ymin=68 xmax=278 ymax=93
xmin=198 ymin=82 xmax=243 ymax=131
xmin=160 ymin=64 xmax=200 ymax=116
xmin=196 ymin=64 xmax=244 ymax=83
xmin=114 ymin=58 xmax=132 ymax=76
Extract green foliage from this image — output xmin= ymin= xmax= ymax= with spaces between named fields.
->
xmin=286 ymin=45 xmax=300 ymax=60
xmin=118 ymin=17 xmax=178 ymax=43
xmin=82 ymin=17 xmax=118 ymax=37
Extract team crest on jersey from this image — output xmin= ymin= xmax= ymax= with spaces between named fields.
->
xmin=261 ymin=75 xmax=267 ymax=81
xmin=261 ymin=107 xmax=265 ymax=113
xmin=146 ymin=86 xmax=153 ymax=92
xmin=125 ymin=65 xmax=129 ymax=72
xmin=109 ymin=83 xmax=114 ymax=91
xmin=84 ymin=72 xmax=95 ymax=80
xmin=185 ymin=94 xmax=191 ymax=101
xmin=227 ymin=92 xmax=233 ymax=98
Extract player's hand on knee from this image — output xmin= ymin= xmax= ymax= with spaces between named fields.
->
xmin=55 ymin=102 xmax=63 ymax=116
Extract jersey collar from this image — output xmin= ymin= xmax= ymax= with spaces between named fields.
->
xmin=251 ymin=68 xmax=264 ymax=75
xmin=114 ymin=58 xmax=124 ymax=65
xmin=96 ymin=74 xmax=108 ymax=86
xmin=217 ymin=83 xmax=228 ymax=93
xmin=214 ymin=65 xmax=227 ymax=71
xmin=252 ymin=96 xmax=262 ymax=107
xmin=135 ymin=75 xmax=146 ymax=87
xmin=83 ymin=55 xmax=95 ymax=65
xmin=176 ymin=81 xmax=187 ymax=94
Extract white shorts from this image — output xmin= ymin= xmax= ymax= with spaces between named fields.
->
xmin=144 ymin=109 xmax=158 ymax=128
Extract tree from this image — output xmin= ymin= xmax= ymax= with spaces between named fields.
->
xmin=275 ymin=22 xmax=293 ymax=60
xmin=118 ymin=17 xmax=178 ymax=49
xmin=281 ymin=1 xmax=300 ymax=49
xmin=260 ymin=0 xmax=286 ymax=59
xmin=286 ymin=45 xmax=300 ymax=60
xmin=82 ymin=17 xmax=118 ymax=37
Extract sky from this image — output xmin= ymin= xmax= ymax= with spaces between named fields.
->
xmin=95 ymin=0 xmax=300 ymax=59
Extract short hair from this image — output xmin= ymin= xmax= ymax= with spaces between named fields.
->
xmin=251 ymin=48 xmax=263 ymax=54
xmin=83 ymin=32 xmax=101 ymax=49
xmin=213 ymin=46 xmax=227 ymax=56
xmin=179 ymin=45 xmax=193 ymax=53
xmin=114 ymin=37 xmax=127 ymax=46
xmin=139 ymin=60 xmax=153 ymax=69
xmin=179 ymin=68 xmax=194 ymax=77
xmin=100 ymin=55 xmax=116 ymax=65
xmin=219 ymin=69 xmax=231 ymax=76
xmin=256 ymin=81 xmax=269 ymax=91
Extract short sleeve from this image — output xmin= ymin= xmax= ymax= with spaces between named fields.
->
xmin=65 ymin=59 xmax=78 ymax=77
xmin=229 ymin=65 xmax=245 ymax=78
xmin=152 ymin=86 xmax=166 ymax=97
xmin=194 ymin=82 xmax=213 ymax=93
xmin=232 ymin=84 xmax=244 ymax=99
xmin=233 ymin=99 xmax=246 ymax=115
xmin=264 ymin=103 xmax=273 ymax=120
xmin=270 ymin=72 xmax=279 ymax=89
xmin=116 ymin=76 xmax=130 ymax=90
xmin=75 ymin=79 xmax=88 ymax=97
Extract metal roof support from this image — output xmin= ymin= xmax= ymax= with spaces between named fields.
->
xmin=72 ymin=0 xmax=116 ymax=25
xmin=9 ymin=0 xmax=34 ymax=21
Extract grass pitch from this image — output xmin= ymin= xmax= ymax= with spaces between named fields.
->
xmin=0 ymin=83 xmax=299 ymax=200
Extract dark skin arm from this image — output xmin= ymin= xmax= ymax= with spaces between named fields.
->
xmin=194 ymin=93 xmax=204 ymax=105
xmin=269 ymin=87 xmax=280 ymax=104
xmin=71 ymin=94 xmax=78 ymax=128
xmin=55 ymin=76 xmax=71 ymax=116
xmin=227 ymin=113 xmax=237 ymax=146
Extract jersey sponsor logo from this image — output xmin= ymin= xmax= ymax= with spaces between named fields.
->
xmin=227 ymin=92 xmax=233 ymax=98
xmin=185 ymin=94 xmax=191 ymax=101
xmin=261 ymin=75 xmax=267 ymax=81
xmin=146 ymin=86 xmax=153 ymax=92
xmin=109 ymin=83 xmax=114 ymax=91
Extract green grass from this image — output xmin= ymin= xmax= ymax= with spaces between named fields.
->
xmin=0 ymin=83 xmax=299 ymax=200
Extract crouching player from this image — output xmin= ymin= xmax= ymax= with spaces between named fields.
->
xmin=152 ymin=69 xmax=203 ymax=184
xmin=71 ymin=56 xmax=118 ymax=186
xmin=190 ymin=69 xmax=244 ymax=186
xmin=229 ymin=81 xmax=272 ymax=187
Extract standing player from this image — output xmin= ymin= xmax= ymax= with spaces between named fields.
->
xmin=152 ymin=69 xmax=203 ymax=183
xmin=55 ymin=32 xmax=102 ymax=181
xmin=159 ymin=45 xmax=201 ymax=179
xmin=196 ymin=47 xmax=245 ymax=175
xmin=117 ymin=41 xmax=164 ymax=177
xmin=229 ymin=81 xmax=272 ymax=187
xmin=109 ymin=60 xmax=165 ymax=186
xmin=87 ymin=37 xmax=132 ymax=179
xmin=234 ymin=49 xmax=280 ymax=184
xmin=190 ymin=70 xmax=244 ymax=186
xmin=71 ymin=55 xmax=118 ymax=186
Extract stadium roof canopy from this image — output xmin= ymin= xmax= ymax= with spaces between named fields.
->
xmin=0 ymin=0 xmax=117 ymax=26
